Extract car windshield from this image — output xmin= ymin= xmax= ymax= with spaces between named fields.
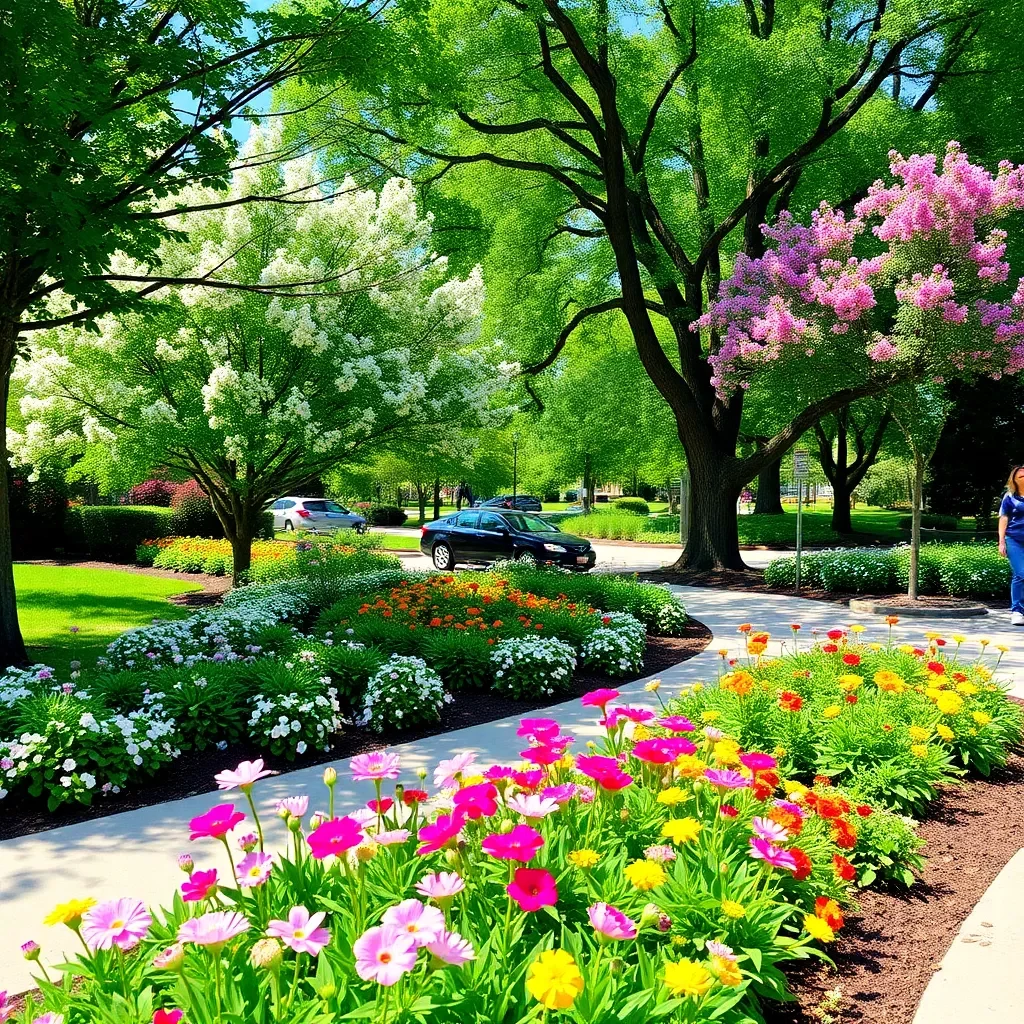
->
xmin=503 ymin=513 xmax=557 ymax=533
xmin=325 ymin=501 xmax=348 ymax=513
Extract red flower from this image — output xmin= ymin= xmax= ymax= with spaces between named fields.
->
xmin=790 ymin=623 xmax=802 ymax=631
xmin=814 ymin=796 xmax=848 ymax=820
xmin=934 ymin=638 xmax=947 ymax=646
xmin=831 ymin=818 xmax=857 ymax=850
xmin=833 ymin=854 xmax=857 ymax=881
xmin=882 ymin=723 xmax=893 ymax=732
xmin=507 ymin=868 xmax=558 ymax=912
xmin=912 ymin=647 xmax=926 ymax=657
xmin=927 ymin=660 xmax=945 ymax=675
xmin=402 ymin=789 xmax=428 ymax=806
xmin=826 ymin=629 xmax=845 ymax=641
xmin=822 ymin=643 xmax=839 ymax=654
xmin=813 ymin=775 xmax=835 ymax=789
xmin=815 ymin=896 xmax=845 ymax=930
xmin=720 ymin=805 xmax=738 ymax=818
xmin=855 ymin=804 xmax=873 ymax=817
xmin=779 ymin=691 xmax=803 ymax=712
xmin=737 ymin=623 xmax=753 ymax=633
xmin=790 ymin=847 xmax=813 ymax=881
xmin=368 ymin=798 xmax=393 ymax=814
xmin=153 ymin=1011 xmax=184 ymax=1024
xmin=845 ymin=693 xmax=859 ymax=704
xmin=842 ymin=653 xmax=861 ymax=667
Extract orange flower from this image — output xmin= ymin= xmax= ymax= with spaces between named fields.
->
xmin=831 ymin=818 xmax=857 ymax=850
xmin=737 ymin=623 xmax=753 ymax=633
xmin=722 ymin=671 xmax=755 ymax=697
xmin=778 ymin=691 xmax=803 ymax=712
xmin=814 ymin=897 xmax=844 ymax=931
xmin=885 ymin=615 xmax=899 ymax=625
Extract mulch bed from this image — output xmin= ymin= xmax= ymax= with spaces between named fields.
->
xmin=765 ymin=748 xmax=1024 ymax=1024
xmin=0 ymin=621 xmax=713 ymax=842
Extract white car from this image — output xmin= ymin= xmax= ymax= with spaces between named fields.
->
xmin=270 ymin=497 xmax=367 ymax=534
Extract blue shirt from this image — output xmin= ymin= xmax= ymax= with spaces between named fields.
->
xmin=1000 ymin=492 xmax=1024 ymax=537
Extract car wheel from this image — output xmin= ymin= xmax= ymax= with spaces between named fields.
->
xmin=515 ymin=549 xmax=538 ymax=566
xmin=354 ymin=522 xmax=367 ymax=535
xmin=432 ymin=542 xmax=454 ymax=570
xmin=284 ymin=521 xmax=294 ymax=532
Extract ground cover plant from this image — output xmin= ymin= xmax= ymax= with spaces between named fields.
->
xmin=11 ymin=699 xmax=914 ymax=1024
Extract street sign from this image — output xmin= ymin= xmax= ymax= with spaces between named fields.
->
xmin=793 ymin=448 xmax=810 ymax=481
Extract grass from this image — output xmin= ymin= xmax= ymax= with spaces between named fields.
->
xmin=14 ymin=564 xmax=200 ymax=675
xmin=379 ymin=533 xmax=421 ymax=550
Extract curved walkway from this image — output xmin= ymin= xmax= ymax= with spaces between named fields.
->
xmin=1 ymin=585 xmax=1022 ymax=1001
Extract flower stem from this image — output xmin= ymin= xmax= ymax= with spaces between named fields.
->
xmin=117 ymin=949 xmax=130 ymax=1001
xmin=213 ymin=952 xmax=224 ymax=1023
xmin=380 ymin=984 xmax=390 ymax=1024
xmin=244 ymin=788 xmax=265 ymax=852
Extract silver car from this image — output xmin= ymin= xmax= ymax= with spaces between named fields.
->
xmin=270 ymin=497 xmax=367 ymax=534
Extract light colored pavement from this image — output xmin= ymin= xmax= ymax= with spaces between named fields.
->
xmin=2 ymin=585 xmax=1022 ymax=995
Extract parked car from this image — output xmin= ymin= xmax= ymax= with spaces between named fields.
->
xmin=420 ymin=509 xmax=595 ymax=570
xmin=270 ymin=497 xmax=367 ymax=534
xmin=474 ymin=494 xmax=543 ymax=512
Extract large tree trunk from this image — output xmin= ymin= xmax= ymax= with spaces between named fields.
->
xmin=831 ymin=477 xmax=854 ymax=533
xmin=0 ymin=323 xmax=28 ymax=667
xmin=433 ymin=477 xmax=441 ymax=520
xmin=753 ymin=457 xmax=783 ymax=515
xmin=416 ymin=483 xmax=426 ymax=524
xmin=230 ymin=529 xmax=253 ymax=587
xmin=672 ymin=452 xmax=746 ymax=570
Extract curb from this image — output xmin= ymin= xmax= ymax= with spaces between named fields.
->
xmin=848 ymin=597 xmax=988 ymax=618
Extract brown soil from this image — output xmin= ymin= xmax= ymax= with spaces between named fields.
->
xmin=0 ymin=621 xmax=713 ymax=841
xmin=857 ymin=594 xmax=984 ymax=609
xmin=765 ymin=749 xmax=1024 ymax=1024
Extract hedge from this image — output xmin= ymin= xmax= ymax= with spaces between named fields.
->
xmin=365 ymin=504 xmax=407 ymax=527
xmin=66 ymin=505 xmax=175 ymax=560
xmin=896 ymin=513 xmax=960 ymax=531
xmin=611 ymin=496 xmax=650 ymax=516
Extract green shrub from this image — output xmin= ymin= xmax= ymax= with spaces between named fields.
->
xmin=170 ymin=481 xmax=222 ymax=538
xmin=762 ymin=552 xmax=824 ymax=588
xmin=366 ymin=505 xmax=407 ymax=527
xmin=890 ymin=545 xmax=944 ymax=594
xmin=66 ymin=505 xmax=174 ymax=560
xmin=897 ymin=513 xmax=959 ymax=531
xmin=937 ymin=544 xmax=1009 ymax=598
xmin=845 ymin=803 xmax=926 ymax=887
xmin=150 ymin=664 xmax=251 ymax=750
xmin=419 ymin=629 xmax=495 ymax=691
xmin=491 ymin=635 xmax=576 ymax=699
xmin=612 ymin=497 xmax=650 ymax=516
xmin=314 ymin=641 xmax=386 ymax=708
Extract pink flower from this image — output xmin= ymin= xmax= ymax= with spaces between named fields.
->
xmin=541 ymin=783 xmax=577 ymax=804
xmin=773 ymin=799 xmax=805 ymax=818
xmin=512 ymin=769 xmax=544 ymax=789
xmin=267 ymin=906 xmax=330 ymax=955
xmin=0 ymin=993 xmax=11 ymax=1024
xmin=751 ymin=817 xmax=789 ymax=844
xmin=426 ymin=930 xmax=476 ymax=966
xmin=452 ymin=782 xmax=498 ymax=820
xmin=748 ymin=837 xmax=798 ymax=872
xmin=520 ymin=745 xmax=563 ymax=767
xmin=415 ymin=871 xmax=465 ymax=906
xmin=632 ymin=738 xmax=696 ymax=764
xmin=153 ymin=1011 xmax=184 ymax=1024
xmin=416 ymin=812 xmax=465 ymax=856
xmin=152 ymin=945 xmax=185 ymax=970
xmin=484 ymin=765 xmax=515 ymax=781
xmin=276 ymin=795 xmax=309 ymax=818
xmin=612 ymin=706 xmax=656 ymax=724
xmin=739 ymin=752 xmax=777 ymax=772
xmin=368 ymin=798 xmax=393 ymax=814
xmin=581 ymin=688 xmax=619 ymax=710
xmin=238 ymin=852 xmax=274 ymax=888
xmin=81 ymin=898 xmax=152 ymax=951
xmin=481 ymin=824 xmax=544 ymax=862
xmin=658 ymin=715 xmax=695 ymax=733
xmin=31 ymin=1016 xmax=63 ymax=1024
xmin=214 ymin=759 xmax=276 ymax=791
xmin=181 ymin=868 xmax=218 ymax=902
xmin=507 ymin=868 xmax=558 ymax=912
xmin=703 ymin=769 xmax=751 ymax=791
xmin=588 ymin=902 xmax=637 ymax=942
xmin=516 ymin=718 xmax=561 ymax=742
xmin=189 ymin=805 xmax=245 ymax=841
xmin=373 ymin=829 xmax=410 ymax=846
xmin=506 ymin=793 xmax=559 ymax=820
xmin=433 ymin=753 xmax=478 ymax=789
xmin=644 ymin=845 xmax=677 ymax=863
xmin=353 ymin=924 xmax=418 ymax=986
xmin=351 ymin=751 xmax=401 ymax=782
xmin=707 ymin=940 xmax=736 ymax=960
xmin=307 ymin=816 xmax=365 ymax=859
xmin=177 ymin=911 xmax=249 ymax=949
xmin=575 ymin=754 xmax=620 ymax=780
xmin=382 ymin=899 xmax=445 ymax=947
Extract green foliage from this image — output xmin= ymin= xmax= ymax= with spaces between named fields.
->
xmin=169 ymin=482 xmax=223 ymax=539
xmin=313 ymin=641 xmax=387 ymax=709
xmin=848 ymin=804 xmax=927 ymax=888
xmin=896 ymin=514 xmax=959 ymax=531
xmin=66 ymin=506 xmax=174 ymax=560
xmin=419 ymin=629 xmax=501 ymax=691
xmin=612 ymin=497 xmax=651 ymax=516
xmin=365 ymin=505 xmax=409 ymax=527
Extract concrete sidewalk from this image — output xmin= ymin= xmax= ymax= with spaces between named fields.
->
xmin=2 ymin=585 xmax=1021 ymax=994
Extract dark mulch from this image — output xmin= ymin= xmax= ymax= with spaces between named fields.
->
xmin=764 ymin=750 xmax=1024 ymax=1024
xmin=0 ymin=621 xmax=713 ymax=841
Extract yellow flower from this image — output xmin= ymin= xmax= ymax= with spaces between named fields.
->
xmin=701 ymin=710 xmax=721 ymax=723
xmin=867 ymin=642 xmax=883 ymax=651
xmin=624 ymin=860 xmax=667 ymax=891
xmin=645 ymin=679 xmax=662 ymax=692
xmin=657 ymin=787 xmax=687 ymax=807
xmin=908 ymin=726 xmax=930 ymax=742
xmin=461 ymin=774 xmax=485 ymax=787
xmin=717 ymin=649 xmax=729 ymax=657
xmin=898 ymin=644 xmax=916 ymax=655
xmin=978 ymin=638 xmax=991 ymax=647
xmin=874 ymin=670 xmax=906 ymax=694
xmin=722 ymin=670 xmax=756 ymax=696
xmin=924 ymin=631 xmax=942 ymax=641
xmin=559 ymin=752 xmax=575 ymax=770
xmin=671 ymin=935 xmax=687 ymax=947
xmin=976 ymin=666 xmax=992 ymax=681
xmin=662 ymin=817 xmax=702 ymax=845
xmin=721 ymin=900 xmax=746 ymax=919
xmin=951 ymin=634 xmax=966 ymax=644
xmin=803 ymin=915 xmax=835 ymax=943
xmin=850 ymin=624 xmax=866 ymax=634
xmin=44 ymin=897 xmax=96 ymax=927
xmin=995 ymin=644 xmax=1010 ymax=653
xmin=675 ymin=754 xmax=708 ymax=779
xmin=526 ymin=949 xmax=584 ymax=1010
xmin=936 ymin=724 xmax=954 ymax=741
xmin=785 ymin=781 xmax=809 ymax=799
xmin=956 ymin=681 xmax=979 ymax=696
xmin=567 ymin=849 xmax=601 ymax=869
xmin=711 ymin=955 xmax=743 ymax=987
xmin=663 ymin=959 xmax=713 ymax=998
xmin=972 ymin=710 xmax=992 ymax=726
xmin=773 ymin=745 xmax=787 ymax=759
xmin=822 ymin=705 xmax=842 ymax=720
xmin=837 ymin=674 xmax=863 ymax=691
xmin=691 ymin=683 xmax=704 ymax=694
xmin=713 ymin=739 xmax=741 ymax=765
xmin=935 ymin=691 xmax=964 ymax=716
xmin=911 ymin=744 xmax=929 ymax=758
xmin=633 ymin=724 xmax=652 ymax=742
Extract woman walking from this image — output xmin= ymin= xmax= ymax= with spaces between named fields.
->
xmin=998 ymin=466 xmax=1024 ymax=624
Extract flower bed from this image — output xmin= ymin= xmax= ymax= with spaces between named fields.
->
xmin=11 ymin=698 xmax=919 ymax=1024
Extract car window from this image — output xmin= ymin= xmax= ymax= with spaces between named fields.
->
xmin=303 ymin=500 xmax=328 ymax=512
xmin=274 ymin=499 xmax=295 ymax=510
xmin=324 ymin=501 xmax=348 ymax=513
xmin=272 ymin=499 xmax=286 ymax=510
xmin=503 ymin=513 xmax=557 ymax=533
xmin=478 ymin=513 xmax=505 ymax=531
xmin=456 ymin=511 xmax=480 ymax=528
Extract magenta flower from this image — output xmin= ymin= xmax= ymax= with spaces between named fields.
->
xmin=506 ymin=793 xmax=559 ymax=820
xmin=350 ymin=751 xmax=401 ymax=782
xmin=81 ymin=898 xmax=152 ymax=951
xmin=214 ymin=759 xmax=276 ymax=791
xmin=575 ymin=754 xmax=620 ymax=781
xmin=354 ymin=924 xmax=418 ymax=986
xmin=452 ymin=782 xmax=498 ymax=820
xmin=426 ymin=930 xmax=476 ymax=966
xmin=373 ymin=829 xmax=410 ymax=846
xmin=416 ymin=812 xmax=465 ymax=856
xmin=739 ymin=752 xmax=777 ymax=772
xmin=748 ymin=837 xmax=798 ymax=872
xmin=415 ymin=871 xmax=465 ymax=907
xmin=188 ymin=805 xmax=245 ymax=841
xmin=507 ymin=868 xmax=558 ymax=912
xmin=632 ymin=738 xmax=693 ymax=764
xmin=484 ymin=765 xmax=515 ymax=781
xmin=177 ymin=911 xmax=249 ymax=949
xmin=382 ymin=899 xmax=445 ymax=947
xmin=433 ymin=753 xmax=478 ymax=789
xmin=612 ymin=706 xmax=656 ymax=724
xmin=0 ymin=992 xmax=11 ymax=1024
xmin=751 ymin=816 xmax=789 ymax=844
xmin=581 ymin=688 xmax=620 ymax=710
xmin=307 ymin=816 xmax=365 ymax=859
xmin=276 ymin=795 xmax=309 ymax=819
xmin=703 ymin=769 xmax=751 ymax=791
xmin=516 ymin=717 xmax=561 ymax=741
xmin=31 ymin=1016 xmax=63 ymax=1024
xmin=481 ymin=824 xmax=544 ymax=862
xmin=658 ymin=715 xmax=696 ymax=733
xmin=512 ymin=769 xmax=544 ymax=789
xmin=238 ymin=852 xmax=274 ymax=888
xmin=773 ymin=798 xmax=805 ymax=818
xmin=520 ymin=745 xmax=563 ymax=767
xmin=181 ymin=869 xmax=218 ymax=902
xmin=588 ymin=902 xmax=637 ymax=942
xmin=267 ymin=906 xmax=330 ymax=955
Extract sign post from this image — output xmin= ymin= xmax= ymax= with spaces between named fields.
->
xmin=792 ymin=448 xmax=809 ymax=591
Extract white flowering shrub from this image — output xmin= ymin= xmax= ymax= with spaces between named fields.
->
xmin=579 ymin=627 xmax=645 ymax=678
xmin=491 ymin=636 xmax=577 ymax=700
xmin=359 ymin=655 xmax=449 ymax=733
xmin=596 ymin=611 xmax=647 ymax=652
xmin=247 ymin=682 xmax=342 ymax=759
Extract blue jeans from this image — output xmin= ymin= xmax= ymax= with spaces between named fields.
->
xmin=1007 ymin=535 xmax=1024 ymax=613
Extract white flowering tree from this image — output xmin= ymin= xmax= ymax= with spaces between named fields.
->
xmin=15 ymin=128 xmax=502 ymax=581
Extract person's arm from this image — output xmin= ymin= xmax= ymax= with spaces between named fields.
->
xmin=999 ymin=514 xmax=1008 ymax=556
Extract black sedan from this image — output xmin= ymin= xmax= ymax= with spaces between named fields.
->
xmin=420 ymin=510 xmax=596 ymax=571
xmin=474 ymin=494 xmax=543 ymax=512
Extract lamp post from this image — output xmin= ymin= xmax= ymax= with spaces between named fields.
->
xmin=512 ymin=432 xmax=520 ymax=504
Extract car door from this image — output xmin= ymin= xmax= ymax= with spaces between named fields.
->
xmin=323 ymin=500 xmax=354 ymax=528
xmin=272 ymin=499 xmax=293 ymax=530
xmin=477 ymin=512 xmax=514 ymax=562
xmin=451 ymin=510 xmax=483 ymax=559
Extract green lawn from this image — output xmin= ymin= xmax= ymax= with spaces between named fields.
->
xmin=14 ymin=564 xmax=200 ymax=674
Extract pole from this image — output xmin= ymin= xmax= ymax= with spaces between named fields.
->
xmin=796 ymin=484 xmax=803 ymax=591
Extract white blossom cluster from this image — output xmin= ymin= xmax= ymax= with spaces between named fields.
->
xmin=248 ymin=685 xmax=342 ymax=760
xmin=491 ymin=636 xmax=577 ymax=700
xmin=579 ymin=627 xmax=645 ymax=678
xmin=359 ymin=655 xmax=450 ymax=733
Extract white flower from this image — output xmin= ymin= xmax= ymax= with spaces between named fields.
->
xmin=296 ymin=740 xmax=308 ymax=755
xmin=62 ymin=758 xmax=76 ymax=772
xmin=60 ymin=776 xmax=73 ymax=788
xmin=80 ymin=773 xmax=96 ymax=789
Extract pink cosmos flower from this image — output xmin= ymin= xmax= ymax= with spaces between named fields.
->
xmin=773 ymin=799 xmax=805 ymax=818
xmin=353 ymin=924 xmax=418 ymax=986
xmin=307 ymin=816 xmax=365 ymax=859
xmin=703 ymin=769 xmax=751 ymax=791
xmin=520 ymin=745 xmax=564 ymax=767
xmin=644 ymin=845 xmax=677 ymax=863
xmin=177 ymin=911 xmax=249 ymax=949
xmin=416 ymin=812 xmax=465 ymax=856
xmin=658 ymin=715 xmax=696 ymax=733
xmin=541 ymin=783 xmax=576 ymax=804
xmin=415 ymin=871 xmax=465 ymax=905
xmin=189 ymin=805 xmax=245 ymax=841
xmin=452 ymin=782 xmax=498 ymax=820
xmin=739 ymin=752 xmax=777 ymax=772
xmin=748 ymin=837 xmax=798 ymax=872
xmin=381 ymin=899 xmax=445 ymax=947
xmin=507 ymin=868 xmax=558 ymax=912
xmin=484 ymin=765 xmax=515 ymax=781
xmin=426 ymin=930 xmax=476 ymax=966
xmin=276 ymin=796 xmax=309 ymax=818
xmin=0 ymin=993 xmax=11 ymax=1024
xmin=516 ymin=718 xmax=561 ymax=742
xmin=433 ymin=753 xmax=478 ymax=789
xmin=481 ymin=824 xmax=544 ymax=862
xmin=214 ymin=759 xmax=276 ymax=791
xmin=237 ymin=851 xmax=274 ymax=888
xmin=751 ymin=817 xmax=789 ymax=844
xmin=707 ymin=941 xmax=736 ymax=961
xmin=181 ymin=869 xmax=218 ymax=902
xmin=581 ymin=688 xmax=620 ymax=710
xmin=351 ymin=751 xmax=401 ymax=782
xmin=506 ymin=793 xmax=559 ymax=820
xmin=153 ymin=1011 xmax=184 ymax=1024
xmin=588 ymin=902 xmax=637 ymax=942
xmin=81 ymin=898 xmax=152 ymax=951
xmin=611 ymin=706 xmax=656 ymax=725
xmin=267 ymin=906 xmax=330 ymax=955
xmin=512 ymin=769 xmax=544 ymax=789
xmin=373 ymin=829 xmax=410 ymax=846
